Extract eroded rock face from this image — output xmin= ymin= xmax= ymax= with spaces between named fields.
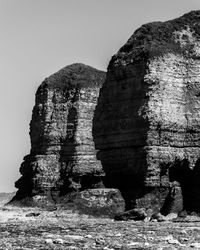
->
xmin=75 ymin=188 xmax=125 ymax=217
xmin=12 ymin=63 xmax=106 ymax=206
xmin=93 ymin=11 xmax=200 ymax=213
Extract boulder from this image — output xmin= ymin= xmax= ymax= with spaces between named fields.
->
xmin=178 ymin=210 xmax=187 ymax=218
xmin=114 ymin=208 xmax=147 ymax=221
xmin=150 ymin=213 xmax=166 ymax=222
xmin=164 ymin=213 xmax=178 ymax=221
xmin=160 ymin=181 xmax=183 ymax=215
xmin=75 ymin=188 xmax=125 ymax=217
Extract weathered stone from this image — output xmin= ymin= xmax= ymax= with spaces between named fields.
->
xmin=53 ymin=238 xmax=64 ymax=244
xmin=150 ymin=213 xmax=166 ymax=222
xmin=12 ymin=63 xmax=106 ymax=206
xmin=93 ymin=11 xmax=200 ymax=213
xmin=190 ymin=242 xmax=200 ymax=248
xmin=178 ymin=210 xmax=187 ymax=218
xmin=45 ymin=239 xmax=53 ymax=244
xmin=75 ymin=188 xmax=125 ymax=217
xmin=114 ymin=208 xmax=147 ymax=221
xmin=25 ymin=212 xmax=40 ymax=217
xmin=165 ymin=213 xmax=178 ymax=221
xmin=161 ymin=182 xmax=183 ymax=215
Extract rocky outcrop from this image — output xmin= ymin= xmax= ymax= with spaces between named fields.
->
xmin=93 ymin=11 xmax=200 ymax=214
xmin=75 ymin=188 xmax=125 ymax=217
xmin=12 ymin=63 xmax=106 ymax=206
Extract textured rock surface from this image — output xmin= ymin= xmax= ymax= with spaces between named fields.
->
xmin=75 ymin=188 xmax=125 ymax=217
xmin=93 ymin=11 xmax=200 ymax=213
xmin=115 ymin=208 xmax=147 ymax=221
xmin=12 ymin=63 xmax=106 ymax=205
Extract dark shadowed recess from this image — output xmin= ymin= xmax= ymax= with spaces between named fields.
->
xmin=161 ymin=158 xmax=200 ymax=215
xmin=93 ymin=62 xmax=150 ymax=210
xmin=58 ymin=87 xmax=80 ymax=198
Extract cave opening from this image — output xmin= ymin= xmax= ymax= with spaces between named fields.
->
xmin=161 ymin=158 xmax=200 ymax=215
xmin=80 ymin=175 xmax=105 ymax=190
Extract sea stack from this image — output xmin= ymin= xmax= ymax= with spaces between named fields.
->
xmin=12 ymin=63 xmax=106 ymax=206
xmin=93 ymin=11 xmax=200 ymax=214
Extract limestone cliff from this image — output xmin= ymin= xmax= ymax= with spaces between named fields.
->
xmin=93 ymin=11 xmax=200 ymax=214
xmin=12 ymin=63 xmax=106 ymax=206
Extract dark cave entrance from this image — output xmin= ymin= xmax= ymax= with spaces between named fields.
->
xmin=161 ymin=159 xmax=200 ymax=215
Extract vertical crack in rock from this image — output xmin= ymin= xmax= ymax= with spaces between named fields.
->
xmin=93 ymin=11 xmax=200 ymax=213
xmin=12 ymin=63 xmax=106 ymax=207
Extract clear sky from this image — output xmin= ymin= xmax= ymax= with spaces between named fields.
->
xmin=0 ymin=0 xmax=200 ymax=192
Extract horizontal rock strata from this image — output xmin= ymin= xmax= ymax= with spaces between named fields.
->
xmin=12 ymin=63 xmax=106 ymax=206
xmin=93 ymin=11 xmax=200 ymax=213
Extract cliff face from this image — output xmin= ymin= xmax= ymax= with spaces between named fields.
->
xmin=13 ymin=63 xmax=106 ymax=205
xmin=93 ymin=11 xmax=200 ymax=213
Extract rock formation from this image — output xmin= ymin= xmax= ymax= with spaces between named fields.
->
xmin=93 ymin=11 xmax=200 ymax=214
xmin=75 ymin=188 xmax=125 ymax=218
xmin=12 ymin=63 xmax=106 ymax=206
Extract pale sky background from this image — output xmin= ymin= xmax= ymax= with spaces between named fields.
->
xmin=0 ymin=0 xmax=200 ymax=192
